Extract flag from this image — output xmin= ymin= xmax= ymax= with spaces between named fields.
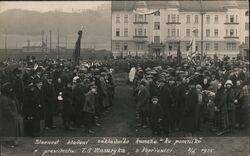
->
xmin=187 ymin=29 xmax=197 ymax=64
xmin=73 ymin=29 xmax=83 ymax=65
xmin=133 ymin=8 xmax=159 ymax=15
xmin=177 ymin=41 xmax=182 ymax=65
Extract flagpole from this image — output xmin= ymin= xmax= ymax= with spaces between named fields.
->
xmin=200 ymin=0 xmax=205 ymax=61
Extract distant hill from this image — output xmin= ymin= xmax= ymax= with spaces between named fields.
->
xmin=0 ymin=8 xmax=111 ymax=50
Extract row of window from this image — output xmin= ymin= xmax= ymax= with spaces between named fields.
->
xmin=115 ymin=27 xmax=222 ymax=38
xmin=115 ymin=43 xmax=144 ymax=51
xmin=115 ymin=22 xmax=247 ymax=37
xmin=115 ymin=28 xmax=147 ymax=37
xmin=115 ymin=42 xmax=237 ymax=51
xmin=115 ymin=14 xmax=232 ymax=24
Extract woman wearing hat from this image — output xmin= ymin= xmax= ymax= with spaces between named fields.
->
xmin=0 ymin=82 xmax=19 ymax=147
xmin=216 ymin=80 xmax=235 ymax=135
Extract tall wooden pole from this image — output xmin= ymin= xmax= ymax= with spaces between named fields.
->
xmin=57 ymin=29 xmax=59 ymax=59
xmin=5 ymin=29 xmax=7 ymax=57
xmin=42 ymin=30 xmax=44 ymax=53
xmin=65 ymin=36 xmax=67 ymax=49
xmin=46 ymin=35 xmax=48 ymax=49
xmin=49 ymin=30 xmax=52 ymax=53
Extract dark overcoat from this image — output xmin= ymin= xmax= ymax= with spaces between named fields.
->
xmin=0 ymin=95 xmax=18 ymax=139
xmin=181 ymin=88 xmax=199 ymax=133
xmin=43 ymin=82 xmax=57 ymax=116
xmin=83 ymin=91 xmax=96 ymax=113
xmin=137 ymin=86 xmax=150 ymax=110
xmin=62 ymin=87 xmax=74 ymax=114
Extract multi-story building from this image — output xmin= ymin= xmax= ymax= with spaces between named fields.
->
xmin=111 ymin=1 xmax=249 ymax=59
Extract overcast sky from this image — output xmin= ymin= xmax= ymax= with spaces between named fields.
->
xmin=0 ymin=1 xmax=109 ymax=13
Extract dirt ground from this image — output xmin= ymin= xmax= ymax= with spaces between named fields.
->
xmin=1 ymin=73 xmax=249 ymax=156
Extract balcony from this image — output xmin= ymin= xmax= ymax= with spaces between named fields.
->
xmin=224 ymin=36 xmax=239 ymax=39
xmin=133 ymin=36 xmax=148 ymax=38
xmin=166 ymin=36 xmax=181 ymax=41
xmin=166 ymin=22 xmax=181 ymax=25
xmin=133 ymin=36 xmax=148 ymax=43
xmin=224 ymin=22 xmax=239 ymax=25
xmin=133 ymin=21 xmax=148 ymax=24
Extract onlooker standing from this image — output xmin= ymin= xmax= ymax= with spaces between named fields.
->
xmin=0 ymin=82 xmax=19 ymax=147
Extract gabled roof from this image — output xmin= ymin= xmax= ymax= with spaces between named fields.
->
xmin=112 ymin=1 xmax=249 ymax=12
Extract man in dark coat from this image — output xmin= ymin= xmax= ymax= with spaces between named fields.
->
xmin=176 ymin=77 xmax=188 ymax=130
xmin=157 ymin=77 xmax=174 ymax=137
xmin=12 ymin=68 xmax=24 ymax=112
xmin=43 ymin=75 xmax=57 ymax=129
xmin=72 ymin=76 xmax=85 ymax=128
xmin=54 ymin=77 xmax=64 ymax=114
xmin=150 ymin=96 xmax=163 ymax=136
xmin=168 ymin=77 xmax=178 ymax=131
xmin=83 ymin=85 xmax=97 ymax=134
xmin=136 ymin=80 xmax=150 ymax=128
xmin=181 ymin=79 xmax=199 ymax=137
xmin=23 ymin=80 xmax=41 ymax=137
xmin=0 ymin=82 xmax=19 ymax=147
xmin=62 ymin=81 xmax=74 ymax=130
xmin=12 ymin=67 xmax=24 ymax=137
xmin=214 ymin=82 xmax=224 ymax=132
xmin=34 ymin=77 xmax=45 ymax=134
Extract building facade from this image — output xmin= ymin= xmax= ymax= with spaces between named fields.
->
xmin=111 ymin=1 xmax=249 ymax=59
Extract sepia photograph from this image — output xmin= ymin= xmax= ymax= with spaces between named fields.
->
xmin=0 ymin=1 xmax=249 ymax=156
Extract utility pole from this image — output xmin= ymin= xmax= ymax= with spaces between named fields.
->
xmin=46 ymin=35 xmax=48 ymax=52
xmin=49 ymin=30 xmax=52 ymax=53
xmin=5 ymin=29 xmax=7 ymax=57
xmin=57 ymin=29 xmax=59 ymax=59
xmin=65 ymin=36 xmax=67 ymax=49
xmin=42 ymin=30 xmax=44 ymax=53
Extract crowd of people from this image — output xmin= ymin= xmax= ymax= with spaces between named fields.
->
xmin=132 ymin=56 xmax=249 ymax=137
xmin=0 ymin=55 xmax=249 ymax=147
xmin=0 ymin=57 xmax=115 ymax=147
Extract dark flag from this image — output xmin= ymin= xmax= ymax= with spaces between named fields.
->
xmin=177 ymin=41 xmax=182 ymax=65
xmin=73 ymin=28 xmax=83 ymax=65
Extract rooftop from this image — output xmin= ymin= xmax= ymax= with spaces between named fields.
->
xmin=112 ymin=1 xmax=249 ymax=11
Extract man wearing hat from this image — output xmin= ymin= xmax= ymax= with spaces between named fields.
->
xmin=156 ymin=77 xmax=173 ymax=137
xmin=23 ymin=79 xmax=42 ymax=137
xmin=176 ymin=77 xmax=189 ymax=130
xmin=99 ymin=72 xmax=109 ymax=111
xmin=62 ymin=80 xmax=74 ymax=130
xmin=181 ymin=78 xmax=199 ymax=137
xmin=33 ymin=76 xmax=46 ymax=134
xmin=83 ymin=85 xmax=97 ymax=134
xmin=72 ymin=76 xmax=85 ymax=128
xmin=43 ymin=75 xmax=57 ymax=130
xmin=168 ymin=76 xmax=178 ymax=131
xmin=136 ymin=80 xmax=150 ymax=128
